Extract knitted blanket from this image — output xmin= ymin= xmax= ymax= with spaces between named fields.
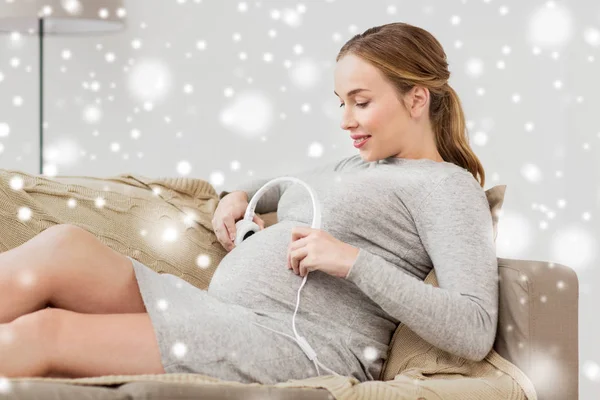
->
xmin=0 ymin=169 xmax=226 ymax=291
xmin=0 ymin=169 xmax=537 ymax=400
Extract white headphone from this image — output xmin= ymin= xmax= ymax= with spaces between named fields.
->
xmin=232 ymin=177 xmax=344 ymax=379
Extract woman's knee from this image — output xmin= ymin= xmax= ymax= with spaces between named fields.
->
xmin=35 ymin=224 xmax=105 ymax=273
xmin=40 ymin=224 xmax=95 ymax=246
xmin=0 ymin=225 xmax=94 ymax=297
xmin=24 ymin=224 xmax=93 ymax=260
xmin=8 ymin=308 xmax=60 ymax=376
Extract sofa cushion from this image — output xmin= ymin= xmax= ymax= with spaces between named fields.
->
xmin=485 ymin=184 xmax=506 ymax=242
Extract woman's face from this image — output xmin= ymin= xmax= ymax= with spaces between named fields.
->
xmin=334 ymin=54 xmax=422 ymax=162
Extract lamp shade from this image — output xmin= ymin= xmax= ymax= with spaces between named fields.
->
xmin=0 ymin=0 xmax=126 ymax=35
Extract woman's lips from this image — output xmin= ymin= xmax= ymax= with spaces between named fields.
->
xmin=353 ymin=136 xmax=371 ymax=148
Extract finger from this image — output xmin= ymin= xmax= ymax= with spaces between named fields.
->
xmin=224 ymin=216 xmax=236 ymax=244
xmin=219 ymin=229 xmax=232 ymax=251
xmin=291 ymin=248 xmax=307 ymax=275
xmin=253 ymin=215 xmax=264 ymax=230
xmin=298 ymin=256 xmax=309 ymax=277
xmin=214 ymin=225 xmax=226 ymax=247
xmin=217 ymin=226 xmax=233 ymax=251
xmin=299 ymin=262 xmax=307 ymax=277
xmin=289 ymin=237 xmax=307 ymax=250
xmin=288 ymin=239 xmax=306 ymax=273
xmin=287 ymin=242 xmax=298 ymax=271
xmin=291 ymin=226 xmax=312 ymax=242
xmin=288 ymin=242 xmax=298 ymax=272
xmin=291 ymin=249 xmax=298 ymax=274
xmin=289 ymin=249 xmax=295 ymax=274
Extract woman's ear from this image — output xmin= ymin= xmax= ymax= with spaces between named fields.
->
xmin=407 ymin=86 xmax=429 ymax=119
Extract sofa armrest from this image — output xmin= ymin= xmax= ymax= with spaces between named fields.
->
xmin=495 ymin=257 xmax=579 ymax=400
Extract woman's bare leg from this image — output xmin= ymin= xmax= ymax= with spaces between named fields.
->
xmin=0 ymin=308 xmax=166 ymax=378
xmin=0 ymin=309 xmax=53 ymax=377
xmin=0 ymin=224 xmax=147 ymax=324
xmin=50 ymin=309 xmax=166 ymax=378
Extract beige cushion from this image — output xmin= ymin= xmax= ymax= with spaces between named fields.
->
xmin=485 ymin=184 xmax=507 ymax=242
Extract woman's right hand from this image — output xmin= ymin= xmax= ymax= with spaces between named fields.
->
xmin=212 ymin=191 xmax=266 ymax=252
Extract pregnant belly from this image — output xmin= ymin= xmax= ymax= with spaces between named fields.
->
xmin=208 ymin=220 xmax=368 ymax=328
xmin=208 ymin=221 xmax=309 ymax=314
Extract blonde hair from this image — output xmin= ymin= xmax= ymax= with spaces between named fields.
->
xmin=337 ymin=22 xmax=486 ymax=188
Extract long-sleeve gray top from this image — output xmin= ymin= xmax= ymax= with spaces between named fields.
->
xmin=209 ymin=154 xmax=499 ymax=381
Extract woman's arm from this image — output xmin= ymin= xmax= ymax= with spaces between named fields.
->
xmin=345 ymin=171 xmax=499 ymax=362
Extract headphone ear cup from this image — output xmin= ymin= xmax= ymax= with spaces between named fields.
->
xmin=234 ymin=219 xmax=261 ymax=245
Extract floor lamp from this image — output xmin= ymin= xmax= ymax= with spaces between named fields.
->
xmin=0 ymin=0 xmax=126 ymax=175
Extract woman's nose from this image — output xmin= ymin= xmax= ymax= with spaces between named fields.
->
xmin=340 ymin=112 xmax=358 ymax=130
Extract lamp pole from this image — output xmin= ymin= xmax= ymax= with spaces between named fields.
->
xmin=38 ymin=18 xmax=44 ymax=175
xmin=0 ymin=0 xmax=126 ymax=175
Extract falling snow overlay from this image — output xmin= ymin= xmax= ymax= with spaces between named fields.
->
xmin=0 ymin=0 xmax=597 ymax=398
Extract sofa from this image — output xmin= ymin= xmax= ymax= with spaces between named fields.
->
xmin=0 ymin=172 xmax=579 ymax=400
xmin=4 ymin=222 xmax=580 ymax=399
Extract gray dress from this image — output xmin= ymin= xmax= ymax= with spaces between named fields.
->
xmin=129 ymin=255 xmax=357 ymax=384
xmin=130 ymin=154 xmax=499 ymax=384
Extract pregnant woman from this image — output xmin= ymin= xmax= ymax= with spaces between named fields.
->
xmin=0 ymin=22 xmax=497 ymax=384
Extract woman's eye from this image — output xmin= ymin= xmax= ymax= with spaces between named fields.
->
xmin=339 ymin=102 xmax=369 ymax=108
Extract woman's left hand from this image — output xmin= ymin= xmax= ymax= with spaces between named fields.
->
xmin=287 ymin=226 xmax=360 ymax=279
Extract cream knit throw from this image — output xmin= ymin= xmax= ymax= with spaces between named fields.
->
xmin=1 ymin=169 xmax=537 ymax=399
xmin=0 ymin=169 xmax=226 ymax=291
